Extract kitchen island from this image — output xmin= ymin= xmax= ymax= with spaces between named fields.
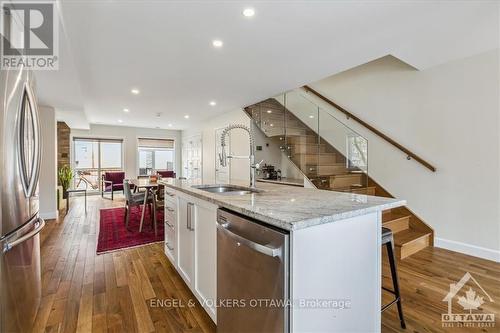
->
xmin=159 ymin=179 xmax=405 ymax=332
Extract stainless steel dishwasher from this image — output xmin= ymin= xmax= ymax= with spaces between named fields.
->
xmin=217 ymin=208 xmax=289 ymax=333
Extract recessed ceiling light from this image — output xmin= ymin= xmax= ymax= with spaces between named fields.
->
xmin=118 ymin=119 xmax=123 ymax=123
xmin=131 ymin=88 xmax=140 ymax=95
xmin=184 ymin=115 xmax=190 ymax=119
xmin=309 ymin=115 xmax=314 ymax=118
xmin=123 ymin=108 xmax=129 ymax=113
xmin=168 ymin=123 xmax=173 ymax=127
xmin=266 ymin=110 xmax=272 ymax=113
xmin=209 ymin=101 xmax=217 ymax=106
xmin=270 ymin=123 xmax=274 ymax=127
xmin=212 ymin=40 xmax=223 ymax=48
xmin=242 ymin=8 xmax=255 ymax=17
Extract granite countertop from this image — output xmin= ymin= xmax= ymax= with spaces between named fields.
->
xmin=158 ymin=179 xmax=405 ymax=231
xmin=256 ymin=178 xmax=304 ymax=187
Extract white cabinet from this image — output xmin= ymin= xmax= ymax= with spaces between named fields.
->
xmin=194 ymin=201 xmax=217 ymax=320
xmin=163 ymin=187 xmax=217 ymax=323
xmin=177 ymin=195 xmax=195 ymax=285
xmin=164 ymin=189 xmax=178 ymax=264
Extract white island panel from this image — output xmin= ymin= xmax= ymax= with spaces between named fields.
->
xmin=290 ymin=211 xmax=381 ymax=332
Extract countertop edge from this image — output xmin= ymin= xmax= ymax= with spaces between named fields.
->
xmin=160 ymin=181 xmax=406 ymax=231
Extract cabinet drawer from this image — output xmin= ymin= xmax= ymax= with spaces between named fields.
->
xmin=165 ymin=205 xmax=176 ymax=223
xmin=165 ymin=223 xmax=176 ymax=263
xmin=165 ymin=189 xmax=176 ymax=203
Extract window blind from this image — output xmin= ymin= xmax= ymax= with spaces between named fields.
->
xmin=137 ymin=138 xmax=174 ymax=149
xmin=73 ymin=137 xmax=123 ymax=143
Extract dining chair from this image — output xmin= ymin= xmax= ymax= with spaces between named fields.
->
xmin=156 ymin=170 xmax=176 ymax=178
xmin=156 ymin=170 xmax=175 ymax=201
xmin=102 ymin=171 xmax=128 ymax=200
xmin=124 ymin=180 xmax=152 ymax=230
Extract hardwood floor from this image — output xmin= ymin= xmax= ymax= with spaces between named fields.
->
xmin=34 ymin=195 xmax=215 ymax=333
xmin=33 ymin=195 xmax=499 ymax=332
xmin=381 ymin=247 xmax=500 ymax=332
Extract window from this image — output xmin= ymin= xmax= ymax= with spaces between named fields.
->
xmin=137 ymin=138 xmax=175 ymax=176
xmin=346 ymin=134 xmax=368 ymax=171
xmin=73 ymin=138 xmax=123 ymax=190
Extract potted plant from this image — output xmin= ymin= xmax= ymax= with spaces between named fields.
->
xmin=58 ymin=165 xmax=73 ymax=199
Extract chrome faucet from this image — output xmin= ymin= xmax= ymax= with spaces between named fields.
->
xmin=219 ymin=124 xmax=262 ymax=188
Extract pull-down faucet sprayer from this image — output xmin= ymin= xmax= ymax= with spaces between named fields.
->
xmin=219 ymin=124 xmax=262 ymax=188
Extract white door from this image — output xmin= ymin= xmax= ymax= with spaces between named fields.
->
xmin=194 ymin=202 xmax=217 ymax=321
xmin=182 ymin=135 xmax=202 ymax=182
xmin=191 ymin=136 xmax=202 ymax=181
xmin=181 ymin=141 xmax=189 ymax=178
xmin=215 ymin=128 xmax=230 ymax=184
xmin=177 ymin=196 xmax=195 ymax=285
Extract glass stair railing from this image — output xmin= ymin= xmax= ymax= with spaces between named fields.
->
xmin=246 ymin=90 xmax=371 ymax=194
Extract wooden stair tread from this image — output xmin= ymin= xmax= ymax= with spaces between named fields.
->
xmin=330 ymin=173 xmax=363 ymax=179
xmin=333 ymin=186 xmax=376 ymax=192
xmin=393 ymin=229 xmax=431 ymax=246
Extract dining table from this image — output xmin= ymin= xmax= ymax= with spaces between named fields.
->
xmin=129 ymin=178 xmax=161 ymax=235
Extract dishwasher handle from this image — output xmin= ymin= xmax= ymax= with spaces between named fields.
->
xmin=217 ymin=221 xmax=281 ymax=258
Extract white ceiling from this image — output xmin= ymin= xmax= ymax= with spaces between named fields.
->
xmin=37 ymin=0 xmax=499 ymax=130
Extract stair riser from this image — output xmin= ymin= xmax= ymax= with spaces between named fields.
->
xmin=350 ymin=187 xmax=376 ymax=195
xmin=286 ymin=136 xmax=319 ymax=144
xmin=383 ymin=217 xmax=410 ymax=233
xmin=329 ymin=174 xmax=365 ymax=188
xmin=293 ymin=154 xmax=339 ymax=165
xmin=290 ymin=144 xmax=331 ymax=155
xmin=315 ymin=165 xmax=349 ymax=175
xmin=397 ymin=234 xmax=431 ymax=259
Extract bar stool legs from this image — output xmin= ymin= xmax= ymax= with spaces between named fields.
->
xmin=382 ymin=228 xmax=406 ymax=329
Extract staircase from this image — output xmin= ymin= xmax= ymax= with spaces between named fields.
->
xmin=245 ymin=91 xmax=433 ymax=259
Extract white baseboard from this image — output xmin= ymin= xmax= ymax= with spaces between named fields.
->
xmin=435 ymin=237 xmax=500 ymax=263
xmin=39 ymin=211 xmax=58 ymax=220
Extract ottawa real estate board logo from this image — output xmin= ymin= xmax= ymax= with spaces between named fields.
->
xmin=442 ymin=272 xmax=495 ymax=328
xmin=1 ymin=1 xmax=58 ymax=70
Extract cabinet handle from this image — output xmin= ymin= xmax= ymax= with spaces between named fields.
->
xmin=165 ymin=221 xmax=174 ymax=228
xmin=166 ymin=242 xmax=174 ymax=251
xmin=166 ymin=192 xmax=175 ymax=197
xmin=187 ymin=202 xmax=194 ymax=231
xmin=166 ymin=207 xmax=174 ymax=212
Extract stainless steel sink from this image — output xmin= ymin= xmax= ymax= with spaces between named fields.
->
xmin=192 ymin=184 xmax=262 ymax=195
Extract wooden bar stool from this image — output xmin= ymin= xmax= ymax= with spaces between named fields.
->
xmin=382 ymin=227 xmax=406 ymax=329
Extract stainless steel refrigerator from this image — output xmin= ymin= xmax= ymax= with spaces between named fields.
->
xmin=0 ymin=63 xmax=45 ymax=332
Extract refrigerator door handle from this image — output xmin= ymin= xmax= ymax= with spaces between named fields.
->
xmin=2 ymin=217 xmax=45 ymax=253
xmin=18 ymin=83 xmax=41 ymax=198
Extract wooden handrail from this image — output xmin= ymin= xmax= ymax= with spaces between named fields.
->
xmin=303 ymin=85 xmax=436 ymax=172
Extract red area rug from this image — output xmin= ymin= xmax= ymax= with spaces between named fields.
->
xmin=97 ymin=206 xmax=164 ymax=254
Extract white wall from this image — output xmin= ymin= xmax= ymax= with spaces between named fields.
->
xmin=252 ymin=123 xmax=305 ymax=180
xmin=71 ymin=124 xmax=182 ymax=179
xmin=39 ymin=106 xmax=58 ymax=219
xmin=306 ymin=50 xmax=500 ymax=260
xmin=183 ymin=110 xmax=252 ymax=184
